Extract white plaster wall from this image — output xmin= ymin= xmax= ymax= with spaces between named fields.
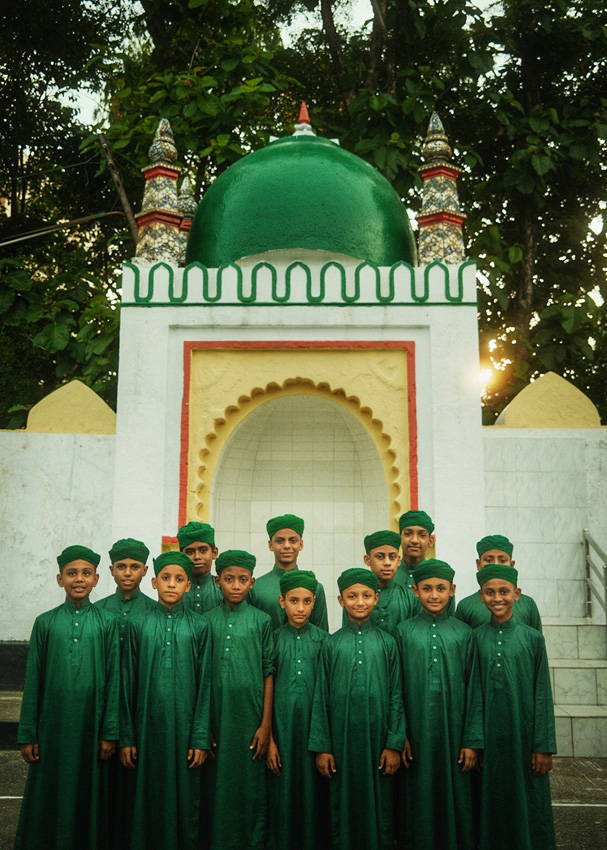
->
xmin=482 ymin=428 xmax=607 ymax=624
xmin=0 ymin=432 xmax=116 ymax=641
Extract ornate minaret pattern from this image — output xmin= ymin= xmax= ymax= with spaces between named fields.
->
xmin=417 ymin=112 xmax=466 ymax=264
xmin=134 ymin=119 xmax=183 ymax=264
xmin=177 ymin=176 xmax=198 ymax=266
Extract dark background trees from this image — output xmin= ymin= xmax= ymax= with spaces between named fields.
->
xmin=1 ymin=0 xmax=605 ymax=427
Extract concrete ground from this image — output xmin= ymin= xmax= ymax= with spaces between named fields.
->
xmin=0 ymin=753 xmax=605 ymax=849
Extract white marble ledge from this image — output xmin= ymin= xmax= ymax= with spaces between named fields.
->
xmin=550 ymin=659 xmax=607 ymax=668
xmin=543 ymin=618 xmax=592 ymax=626
xmin=555 ymin=705 xmax=607 ymax=717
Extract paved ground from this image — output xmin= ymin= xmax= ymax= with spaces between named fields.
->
xmin=0 ymin=752 xmax=605 ymax=848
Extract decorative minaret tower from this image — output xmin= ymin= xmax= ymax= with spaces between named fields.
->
xmin=177 ymin=176 xmax=198 ymax=266
xmin=134 ymin=119 xmax=182 ymax=264
xmin=417 ymin=112 xmax=466 ymax=263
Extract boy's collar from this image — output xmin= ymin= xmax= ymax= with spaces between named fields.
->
xmin=221 ymin=599 xmax=248 ymax=613
xmin=344 ymin=617 xmax=373 ymax=632
xmin=419 ymin=609 xmax=449 ymax=624
xmin=156 ymin=600 xmax=184 ymax=615
xmin=489 ymin=615 xmax=516 ymax=630
xmin=271 ymin=564 xmax=299 ymax=576
xmin=115 ymin=587 xmax=142 ymax=602
xmin=285 ymin=620 xmax=311 ymax=635
xmin=192 ymin=572 xmax=214 ymax=585
xmin=64 ymin=598 xmax=92 ymax=613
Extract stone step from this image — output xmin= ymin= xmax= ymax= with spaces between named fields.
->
xmin=555 ymin=705 xmax=607 ymax=757
xmin=0 ymin=691 xmax=21 ymax=751
xmin=549 ymin=659 xmax=607 ymax=706
xmin=543 ymin=624 xmax=607 ymax=662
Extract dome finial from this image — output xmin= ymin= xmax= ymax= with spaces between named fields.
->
xmin=293 ymin=101 xmax=316 ymax=137
xmin=422 ymin=111 xmax=452 ymax=164
xmin=298 ymin=102 xmax=310 ymax=125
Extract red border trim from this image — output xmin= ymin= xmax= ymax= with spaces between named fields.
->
xmin=417 ymin=211 xmax=466 ymax=227
xmin=178 ymin=340 xmax=418 ymax=527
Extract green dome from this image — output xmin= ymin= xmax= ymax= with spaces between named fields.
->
xmin=186 ymin=134 xmax=416 ymax=267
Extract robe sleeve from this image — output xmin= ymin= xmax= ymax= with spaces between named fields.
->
xmin=100 ymin=614 xmax=120 ymax=741
xmin=462 ymin=629 xmax=484 ymax=750
xmin=189 ymin=618 xmax=213 ymax=750
xmin=532 ymin=634 xmax=557 ymax=754
xmin=308 ymin=640 xmax=333 ymax=753
xmin=384 ymin=638 xmax=407 ymax=750
xmin=119 ymin=619 xmax=139 ymax=748
xmin=17 ymin=616 xmax=47 ymax=745
xmin=310 ymin=582 xmax=329 ymax=631
xmin=528 ymin=598 xmax=543 ymax=633
xmin=261 ymin=615 xmax=276 ymax=677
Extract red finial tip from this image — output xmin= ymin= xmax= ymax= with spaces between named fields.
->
xmin=298 ymin=102 xmax=310 ymax=124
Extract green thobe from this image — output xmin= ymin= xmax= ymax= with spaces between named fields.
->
xmin=182 ymin=572 xmax=223 ymax=614
xmin=341 ymin=580 xmax=415 ymax=636
xmin=249 ymin=564 xmax=329 ymax=630
xmin=309 ymin=619 xmax=406 ymax=850
xmin=120 ymin=602 xmax=212 ymax=850
xmin=268 ymin=622 xmax=329 ymax=850
xmin=95 ymin=588 xmax=155 ymax=850
xmin=474 ymin=618 xmax=557 ymax=850
xmin=15 ymin=599 xmax=120 ymax=850
xmin=396 ymin=612 xmax=483 ymax=850
xmin=393 ymin=558 xmax=456 ymax=614
xmin=205 ymin=600 xmax=275 ymax=850
xmin=456 ymin=590 xmax=542 ymax=631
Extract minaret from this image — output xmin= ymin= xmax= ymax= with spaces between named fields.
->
xmin=177 ymin=175 xmax=198 ymax=266
xmin=417 ymin=112 xmax=466 ymax=264
xmin=134 ymin=119 xmax=182 ymax=264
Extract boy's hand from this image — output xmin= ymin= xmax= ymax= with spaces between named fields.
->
xmin=458 ymin=748 xmax=477 ymax=772
xmin=98 ymin=740 xmax=115 ymax=760
xmin=532 ymin=752 xmax=553 ymax=776
xmin=402 ymin=738 xmax=413 ymax=768
xmin=316 ymin=752 xmax=336 ymax=778
xmin=120 ymin=746 xmax=138 ymax=769
xmin=250 ymin=723 xmax=271 ymax=760
xmin=266 ymin=737 xmax=281 ymax=775
xmin=19 ymin=743 xmax=39 ymax=764
xmin=379 ymin=748 xmax=400 ymax=775
xmin=188 ymin=748 xmax=209 ymax=768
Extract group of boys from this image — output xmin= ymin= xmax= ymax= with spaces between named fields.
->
xmin=15 ymin=509 xmax=557 ymax=850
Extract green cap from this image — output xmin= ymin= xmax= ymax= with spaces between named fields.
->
xmin=476 ymin=534 xmax=513 ymax=558
xmin=337 ymin=568 xmax=379 ymax=594
xmin=364 ymin=530 xmax=401 ymax=553
xmin=153 ymin=551 xmax=194 ymax=580
xmin=215 ymin=550 xmax=256 ymax=574
xmin=412 ymin=558 xmax=455 ymax=584
xmin=266 ymin=514 xmax=304 ymax=539
xmin=57 ymin=545 xmax=100 ymax=570
xmin=279 ymin=569 xmax=317 ymax=595
xmin=177 ymin=521 xmax=215 ymax=548
xmin=109 ymin=538 xmax=149 ymax=564
xmin=398 ymin=510 xmax=435 ymax=533
xmin=477 ymin=564 xmax=518 ymax=587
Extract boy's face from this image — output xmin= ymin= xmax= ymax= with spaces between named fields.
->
xmin=364 ymin=545 xmax=400 ymax=587
xmin=152 ymin=564 xmax=191 ymax=610
xmin=400 ymin=525 xmax=435 ymax=565
xmin=279 ymin=587 xmax=316 ymax=628
xmin=110 ymin=558 xmax=147 ymax=594
xmin=268 ymin=528 xmax=303 ymax=570
xmin=181 ymin=540 xmax=218 ymax=578
xmin=476 ymin=549 xmax=515 ymax=570
xmin=480 ymin=578 xmax=521 ymax=623
xmin=338 ymin=583 xmax=379 ymax=624
xmin=215 ymin=566 xmax=254 ymax=607
xmin=57 ymin=560 xmax=99 ymax=605
xmin=413 ymin=576 xmax=456 ymax=616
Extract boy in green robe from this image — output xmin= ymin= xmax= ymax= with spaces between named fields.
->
xmin=396 ymin=559 xmax=483 ymax=850
xmin=455 ymin=534 xmax=543 ymax=631
xmin=267 ymin=569 xmax=329 ymax=850
xmin=120 ymin=551 xmax=212 ymax=850
xmin=95 ymin=537 xmax=155 ymax=850
xmin=205 ymin=549 xmax=275 ymax=850
xmin=341 ymin=530 xmax=415 ymax=634
xmin=178 ymin=520 xmax=222 ymax=614
xmin=15 ymin=545 xmax=120 ymax=850
xmin=248 ymin=513 xmax=329 ymax=630
xmin=309 ymin=568 xmax=406 ymax=850
xmin=474 ymin=565 xmax=557 ymax=850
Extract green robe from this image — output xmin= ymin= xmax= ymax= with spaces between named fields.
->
xmin=309 ymin=619 xmax=406 ymax=850
xmin=249 ymin=564 xmax=329 ymax=630
xmin=455 ymin=590 xmax=542 ymax=632
xmin=204 ymin=600 xmax=275 ymax=850
xmin=474 ymin=618 xmax=557 ymax=850
xmin=268 ymin=622 xmax=329 ymax=850
xmin=120 ymin=602 xmax=212 ymax=850
xmin=95 ymin=587 xmax=155 ymax=850
xmin=182 ymin=572 xmax=223 ymax=614
xmin=396 ymin=612 xmax=483 ymax=850
xmin=393 ymin=558 xmax=456 ymax=614
xmin=341 ymin=580 xmax=415 ymax=636
xmin=15 ymin=599 xmax=120 ymax=850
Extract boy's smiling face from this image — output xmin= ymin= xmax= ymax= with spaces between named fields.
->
xmin=268 ymin=528 xmax=303 ymax=570
xmin=182 ymin=540 xmax=218 ymax=578
xmin=480 ymin=577 xmax=521 ymax=623
xmin=110 ymin=558 xmax=147 ymax=595
xmin=338 ymin=583 xmax=379 ymax=624
xmin=215 ymin=566 xmax=254 ymax=608
xmin=57 ymin=560 xmax=99 ymax=606
xmin=279 ymin=587 xmax=316 ymax=627
xmin=400 ymin=525 xmax=435 ymax=565
xmin=152 ymin=563 xmax=191 ymax=610
xmin=364 ymin=545 xmax=400 ymax=587
xmin=413 ymin=576 xmax=455 ymax=616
